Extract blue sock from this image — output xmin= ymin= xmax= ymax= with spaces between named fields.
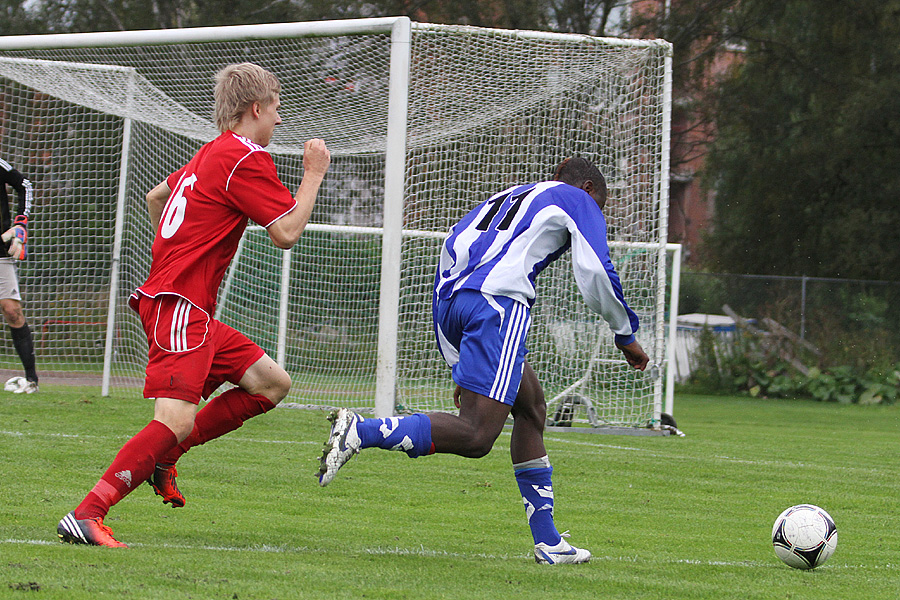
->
xmin=356 ymin=413 xmax=433 ymax=458
xmin=514 ymin=458 xmax=562 ymax=546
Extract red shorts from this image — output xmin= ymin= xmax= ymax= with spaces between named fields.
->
xmin=130 ymin=292 xmax=265 ymax=404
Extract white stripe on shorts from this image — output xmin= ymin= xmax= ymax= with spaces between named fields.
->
xmin=489 ymin=299 xmax=528 ymax=401
xmin=170 ymin=298 xmax=180 ymax=351
xmin=170 ymin=298 xmax=191 ymax=352
xmin=180 ymin=301 xmax=191 ymax=351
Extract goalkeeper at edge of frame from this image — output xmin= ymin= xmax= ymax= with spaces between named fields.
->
xmin=0 ymin=158 xmax=38 ymax=394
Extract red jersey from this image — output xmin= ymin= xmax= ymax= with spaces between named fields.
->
xmin=137 ymin=131 xmax=296 ymax=313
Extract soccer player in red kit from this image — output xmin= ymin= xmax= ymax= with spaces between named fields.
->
xmin=57 ymin=63 xmax=331 ymax=547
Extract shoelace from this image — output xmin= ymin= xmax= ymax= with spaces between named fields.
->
xmin=93 ymin=518 xmax=115 ymax=537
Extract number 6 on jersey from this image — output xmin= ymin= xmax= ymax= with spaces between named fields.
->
xmin=160 ymin=173 xmax=197 ymax=238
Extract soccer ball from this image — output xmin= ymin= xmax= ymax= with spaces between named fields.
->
xmin=772 ymin=504 xmax=838 ymax=569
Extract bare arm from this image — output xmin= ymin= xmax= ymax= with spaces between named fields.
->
xmin=146 ymin=180 xmax=171 ymax=232
xmin=267 ymin=138 xmax=331 ymax=249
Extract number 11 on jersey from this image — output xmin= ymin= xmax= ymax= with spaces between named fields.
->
xmin=475 ymin=187 xmax=531 ymax=232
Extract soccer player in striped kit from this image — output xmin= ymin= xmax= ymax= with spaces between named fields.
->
xmin=58 ymin=63 xmax=331 ymax=547
xmin=319 ymin=157 xmax=649 ymax=564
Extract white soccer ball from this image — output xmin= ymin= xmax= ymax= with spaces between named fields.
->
xmin=4 ymin=376 xmax=25 ymax=392
xmin=772 ymin=504 xmax=837 ymax=569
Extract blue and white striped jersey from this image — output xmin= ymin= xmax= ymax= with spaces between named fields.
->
xmin=435 ymin=181 xmax=639 ymax=345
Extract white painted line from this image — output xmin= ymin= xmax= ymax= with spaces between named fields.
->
xmin=0 ymin=429 xmax=317 ymax=445
xmin=2 ymin=429 xmax=892 ymax=477
xmin=3 ymin=538 xmax=894 ymax=570
xmin=542 ymin=435 xmax=896 ymax=478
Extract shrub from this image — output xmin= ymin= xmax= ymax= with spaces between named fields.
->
xmin=682 ymin=326 xmax=900 ymax=404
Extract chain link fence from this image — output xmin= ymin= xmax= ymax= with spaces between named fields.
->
xmin=677 ymin=272 xmax=900 ymax=369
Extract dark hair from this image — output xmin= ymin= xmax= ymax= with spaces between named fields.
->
xmin=553 ymin=157 xmax=607 ymax=206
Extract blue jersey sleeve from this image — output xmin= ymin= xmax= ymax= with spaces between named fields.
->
xmin=556 ymin=185 xmax=640 ymax=345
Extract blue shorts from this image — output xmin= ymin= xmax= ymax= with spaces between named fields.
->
xmin=433 ymin=289 xmax=531 ymax=406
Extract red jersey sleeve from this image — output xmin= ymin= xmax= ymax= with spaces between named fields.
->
xmin=166 ymin=166 xmax=187 ymax=192
xmin=224 ymin=150 xmax=297 ymax=227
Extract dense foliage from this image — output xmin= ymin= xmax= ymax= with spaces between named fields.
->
xmin=704 ymin=0 xmax=900 ymax=280
xmin=0 ymin=0 xmax=605 ymax=35
xmin=685 ymin=325 xmax=900 ymax=404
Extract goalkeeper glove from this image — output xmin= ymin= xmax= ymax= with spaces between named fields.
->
xmin=1 ymin=215 xmax=27 ymax=260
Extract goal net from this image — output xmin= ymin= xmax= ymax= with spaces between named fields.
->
xmin=0 ymin=18 xmax=671 ymax=428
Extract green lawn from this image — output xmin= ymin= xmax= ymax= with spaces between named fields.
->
xmin=1 ymin=387 xmax=898 ymax=599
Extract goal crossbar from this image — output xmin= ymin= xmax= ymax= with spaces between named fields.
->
xmin=0 ymin=19 xmax=669 ymax=51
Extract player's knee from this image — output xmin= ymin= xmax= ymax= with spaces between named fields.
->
xmin=265 ymin=368 xmax=291 ymax=404
xmin=153 ymin=400 xmax=197 ymax=442
xmin=1 ymin=305 xmax=23 ymax=327
xmin=468 ymin=441 xmax=494 ymax=458
xmin=171 ymin=420 xmax=195 ymax=443
xmin=460 ymin=429 xmax=499 ymax=458
xmin=514 ymin=372 xmax=546 ymax=422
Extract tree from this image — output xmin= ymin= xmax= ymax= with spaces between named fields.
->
xmin=626 ymin=0 xmax=746 ymax=174
xmin=1 ymin=0 xmax=309 ymax=33
xmin=702 ymin=0 xmax=900 ymax=280
xmin=0 ymin=0 xmax=51 ymax=35
xmin=2 ymin=0 xmax=634 ymax=38
xmin=296 ymin=0 xmax=547 ymax=30
xmin=545 ymin=0 xmax=626 ymax=35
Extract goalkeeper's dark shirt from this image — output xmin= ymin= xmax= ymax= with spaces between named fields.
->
xmin=0 ymin=159 xmax=33 ymax=261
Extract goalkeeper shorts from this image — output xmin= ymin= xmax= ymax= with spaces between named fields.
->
xmin=0 ymin=262 xmax=21 ymax=301
xmin=130 ymin=292 xmax=264 ymax=403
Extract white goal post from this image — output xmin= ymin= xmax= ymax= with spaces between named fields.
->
xmin=0 ymin=17 xmax=674 ymax=429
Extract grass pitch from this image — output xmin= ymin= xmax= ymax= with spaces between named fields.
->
xmin=1 ymin=386 xmax=898 ymax=599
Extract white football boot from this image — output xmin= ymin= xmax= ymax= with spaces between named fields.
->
xmin=318 ymin=408 xmax=362 ymax=486
xmin=534 ymin=532 xmax=591 ymax=565
xmin=5 ymin=376 xmax=37 ymax=393
xmin=18 ymin=380 xmax=38 ymax=394
xmin=4 ymin=376 xmax=24 ymax=391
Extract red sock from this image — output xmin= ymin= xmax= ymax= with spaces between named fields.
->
xmin=160 ymin=388 xmax=276 ymax=465
xmin=75 ymin=420 xmax=177 ymax=519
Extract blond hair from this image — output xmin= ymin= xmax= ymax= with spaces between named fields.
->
xmin=213 ymin=63 xmax=281 ymax=133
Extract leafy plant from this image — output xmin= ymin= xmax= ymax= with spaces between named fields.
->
xmin=806 ymin=365 xmax=900 ymax=405
xmin=683 ymin=323 xmax=900 ymax=404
